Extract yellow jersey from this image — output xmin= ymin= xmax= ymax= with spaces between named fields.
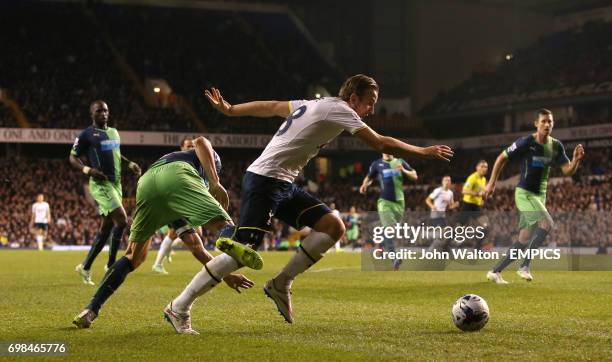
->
xmin=462 ymin=172 xmax=486 ymax=206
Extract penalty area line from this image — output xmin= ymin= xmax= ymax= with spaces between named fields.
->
xmin=310 ymin=267 xmax=360 ymax=273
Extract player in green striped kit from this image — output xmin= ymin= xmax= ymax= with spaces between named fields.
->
xmin=360 ymin=153 xmax=418 ymax=270
xmin=485 ymin=109 xmax=584 ymax=283
xmin=70 ymin=100 xmax=141 ymax=285
xmin=73 ymin=136 xmax=262 ymax=333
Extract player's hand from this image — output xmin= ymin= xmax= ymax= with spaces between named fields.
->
xmin=209 ymin=182 xmax=230 ymax=210
xmin=484 ymin=182 xmax=495 ymax=199
xmin=89 ymin=168 xmax=108 ymax=181
xmin=359 ymin=184 xmax=368 ymax=194
xmin=204 ymin=87 xmax=233 ymax=116
xmin=128 ymin=162 xmax=142 ymax=177
xmin=223 ymin=273 xmax=255 ymax=293
xmin=573 ymin=144 xmax=585 ymax=162
xmin=423 ymin=145 xmax=453 ymax=162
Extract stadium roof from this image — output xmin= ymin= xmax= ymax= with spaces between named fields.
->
xmin=471 ymin=0 xmax=612 ymax=15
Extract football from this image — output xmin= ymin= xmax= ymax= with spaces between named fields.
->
xmin=452 ymin=294 xmax=490 ymax=331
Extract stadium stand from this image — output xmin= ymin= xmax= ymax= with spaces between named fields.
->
xmin=0 ymin=1 xmax=339 ymax=133
xmin=1 ymin=148 xmax=610 ymax=249
xmin=423 ymin=21 xmax=612 ymax=114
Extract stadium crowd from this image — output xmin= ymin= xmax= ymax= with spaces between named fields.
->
xmin=0 ymin=1 xmax=337 ymax=134
xmin=424 ymin=21 xmax=612 ymax=114
xmin=1 ymin=147 xmax=610 ymax=250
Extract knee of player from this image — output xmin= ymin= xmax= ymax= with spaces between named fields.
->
xmin=540 ymin=219 xmax=554 ymax=232
xmin=130 ymin=251 xmax=149 ymax=268
xmin=316 ymin=213 xmax=345 ymax=241
xmin=130 ymin=258 xmax=145 ymax=269
xmin=114 ymin=217 xmax=128 ymax=229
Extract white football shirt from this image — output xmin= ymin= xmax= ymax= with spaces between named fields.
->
xmin=32 ymin=201 xmax=50 ymax=224
xmin=429 ymin=187 xmax=454 ymax=219
xmin=247 ymin=97 xmax=367 ymax=182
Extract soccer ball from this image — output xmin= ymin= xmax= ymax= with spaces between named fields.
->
xmin=451 ymin=294 xmax=489 ymax=331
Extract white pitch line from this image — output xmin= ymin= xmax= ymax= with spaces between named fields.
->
xmin=310 ymin=267 xmax=359 ymax=273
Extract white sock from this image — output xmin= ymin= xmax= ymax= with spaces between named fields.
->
xmin=36 ymin=235 xmax=44 ymax=251
xmin=154 ymin=236 xmax=173 ymax=267
xmin=172 ymin=254 xmax=239 ymax=313
xmin=171 ymin=237 xmax=182 ymax=248
xmin=275 ymin=231 xmax=335 ymax=291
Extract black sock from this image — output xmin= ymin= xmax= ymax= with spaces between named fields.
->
xmin=107 ymin=226 xmax=125 ymax=268
xmin=476 ymin=228 xmax=488 ymax=250
xmin=383 ymin=238 xmax=396 ymax=253
xmin=520 ymin=228 xmax=549 ymax=269
xmin=87 ymin=256 xmax=134 ymax=314
xmin=493 ymin=241 xmax=527 ymax=273
xmin=83 ymin=231 xmax=111 ymax=270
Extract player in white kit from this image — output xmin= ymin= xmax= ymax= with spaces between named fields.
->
xmin=164 ymin=74 xmax=454 ymax=331
xmin=31 ymin=193 xmax=51 ymax=251
xmin=425 ymin=176 xmax=459 ymax=251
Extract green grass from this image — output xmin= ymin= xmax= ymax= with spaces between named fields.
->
xmin=1 ymin=250 xmax=611 ymax=361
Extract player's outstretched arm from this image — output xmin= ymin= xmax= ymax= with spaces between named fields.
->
xmin=484 ymin=153 xmax=507 ymax=198
xmin=355 ymin=127 xmax=453 ymax=161
xmin=205 ymin=87 xmax=290 ymax=118
xmin=561 ymin=144 xmax=585 ymax=176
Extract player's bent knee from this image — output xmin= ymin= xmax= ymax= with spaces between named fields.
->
xmin=314 ymin=213 xmax=345 ymax=241
xmin=204 ymin=218 xmax=231 ymax=236
xmin=124 ymin=241 xmax=150 ymax=269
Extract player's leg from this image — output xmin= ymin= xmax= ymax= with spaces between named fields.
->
xmin=76 ymin=215 xmax=113 ymax=285
xmin=166 ymin=228 xmax=179 ymax=263
xmin=73 ymin=166 xmax=169 ymax=328
xmin=427 ymin=217 xmax=449 ymax=252
xmin=77 ymin=179 xmax=122 ymax=279
xmin=107 ymin=205 xmax=128 ymax=270
xmin=518 ymin=195 xmax=553 ymax=280
xmin=266 ymin=186 xmax=341 ymax=323
xmin=382 ymin=200 xmax=405 ymax=270
xmin=165 ymin=219 xmax=241 ymax=334
xmin=488 ymin=227 xmax=532 ymax=283
xmin=474 ymin=213 xmax=489 ymax=250
xmin=153 ymin=227 xmax=173 ymax=274
xmin=41 ymin=224 xmax=49 ymax=249
xmin=488 ymin=188 xmax=546 ymax=283
xmin=73 ymin=238 xmax=153 ymax=328
xmin=35 ymin=225 xmax=44 ymax=251
xmin=169 ymin=237 xmax=183 ymax=261
xmin=167 ymin=228 xmax=182 ymax=262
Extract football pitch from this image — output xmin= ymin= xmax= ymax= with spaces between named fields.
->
xmin=1 ymin=250 xmax=611 ymax=361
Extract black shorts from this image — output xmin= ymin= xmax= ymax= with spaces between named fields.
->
xmin=237 ymin=172 xmax=331 ymax=248
xmin=34 ymin=223 xmax=48 ymax=231
xmin=458 ymin=202 xmax=483 ymax=224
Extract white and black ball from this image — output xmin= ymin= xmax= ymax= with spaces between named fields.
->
xmin=451 ymin=294 xmax=489 ymax=331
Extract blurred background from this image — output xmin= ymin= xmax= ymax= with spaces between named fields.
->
xmin=0 ymin=0 xmax=610 ymax=251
